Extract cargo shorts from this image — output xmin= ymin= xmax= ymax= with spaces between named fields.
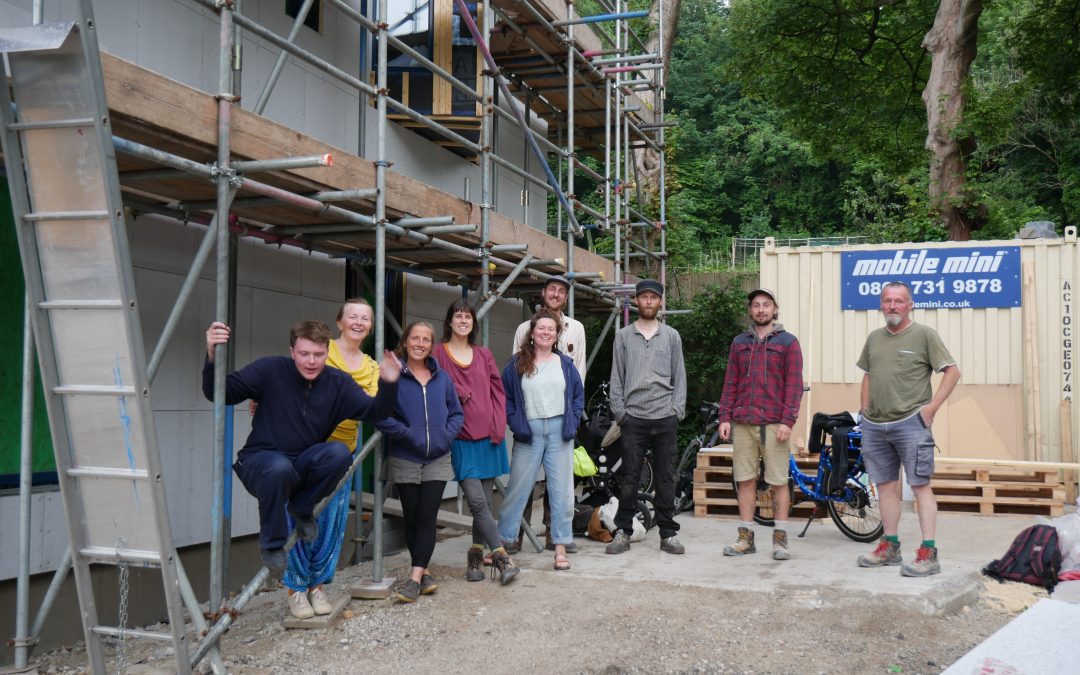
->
xmin=731 ymin=423 xmax=791 ymax=486
xmin=859 ymin=409 xmax=936 ymax=486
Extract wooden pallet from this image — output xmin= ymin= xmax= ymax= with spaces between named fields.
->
xmin=917 ymin=460 xmax=1067 ymax=517
xmin=692 ymin=450 xmax=819 ymax=520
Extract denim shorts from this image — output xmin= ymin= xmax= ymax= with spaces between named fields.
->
xmin=859 ymin=410 xmax=936 ymax=486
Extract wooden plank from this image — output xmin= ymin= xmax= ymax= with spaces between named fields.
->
xmin=1023 ymin=262 xmax=1042 ymax=460
xmin=98 ymin=53 xmax=616 ymax=281
xmin=433 ymin=0 xmax=453 ymax=115
xmin=282 ymin=595 xmax=351 ymax=630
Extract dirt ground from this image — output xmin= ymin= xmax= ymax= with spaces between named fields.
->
xmin=26 ymin=527 xmax=1047 ymax=675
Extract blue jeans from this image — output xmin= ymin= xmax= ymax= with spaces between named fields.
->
xmin=497 ymin=416 xmax=574 ymax=545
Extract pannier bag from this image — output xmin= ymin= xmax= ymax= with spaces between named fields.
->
xmin=982 ymin=524 xmax=1062 ymax=591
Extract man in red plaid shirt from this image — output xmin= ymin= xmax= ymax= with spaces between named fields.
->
xmin=717 ymin=288 xmax=804 ymax=560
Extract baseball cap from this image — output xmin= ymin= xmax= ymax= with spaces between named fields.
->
xmin=747 ymin=288 xmax=776 ymax=303
xmin=545 ymin=274 xmax=571 ymax=289
xmin=635 ymin=279 xmax=664 ymax=297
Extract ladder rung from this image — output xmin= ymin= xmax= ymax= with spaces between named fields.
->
xmin=39 ymin=299 xmax=125 ymax=310
xmin=67 ymin=467 xmax=149 ymax=480
xmin=9 ymin=117 xmax=96 ymax=130
xmin=23 ymin=210 xmax=109 ymax=221
xmin=54 ymin=385 xmax=137 ymax=396
xmin=80 ymin=547 xmax=162 ymax=564
xmin=91 ymin=626 xmax=175 ymax=642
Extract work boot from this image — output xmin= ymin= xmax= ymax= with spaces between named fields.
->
xmin=723 ymin=527 xmax=756 ymax=556
xmin=288 ymin=590 xmax=314 ymax=620
xmin=900 ymin=545 xmax=941 ymax=577
xmin=660 ymin=536 xmax=685 ymax=555
xmin=772 ymin=530 xmax=791 ymax=561
xmin=308 ymin=587 xmax=333 ymax=615
xmin=606 ymin=530 xmax=631 ymax=554
xmin=419 ymin=574 xmax=438 ymax=595
xmin=857 ymin=538 xmax=902 ymax=567
xmin=465 ymin=547 xmax=485 ymax=582
xmin=396 ymin=579 xmax=421 ymax=603
xmin=491 ymin=549 xmax=520 ymax=585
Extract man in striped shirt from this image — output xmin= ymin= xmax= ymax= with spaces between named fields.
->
xmin=607 ymin=279 xmax=688 ymax=555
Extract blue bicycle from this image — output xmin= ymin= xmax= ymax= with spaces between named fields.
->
xmin=734 ymin=429 xmax=884 ymax=543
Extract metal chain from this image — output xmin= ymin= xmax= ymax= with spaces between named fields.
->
xmin=116 ymin=559 xmax=130 ymax=675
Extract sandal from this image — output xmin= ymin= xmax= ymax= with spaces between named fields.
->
xmin=553 ymin=553 xmax=571 ymax=571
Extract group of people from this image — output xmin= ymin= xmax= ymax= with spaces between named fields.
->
xmin=202 ymin=274 xmax=688 ymax=615
xmin=717 ymin=281 xmax=959 ymax=577
xmin=202 ymin=272 xmax=958 ymax=619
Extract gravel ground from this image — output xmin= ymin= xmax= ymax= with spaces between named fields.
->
xmin=28 ymin=528 xmax=1046 ymax=675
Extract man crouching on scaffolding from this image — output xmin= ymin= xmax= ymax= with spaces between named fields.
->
xmin=204 ymin=320 xmax=402 ymax=575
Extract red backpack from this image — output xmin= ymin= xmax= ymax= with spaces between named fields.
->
xmin=982 ymin=524 xmax=1062 ymax=591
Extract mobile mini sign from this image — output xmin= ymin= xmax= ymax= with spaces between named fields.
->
xmin=841 ymin=246 xmax=1021 ymax=310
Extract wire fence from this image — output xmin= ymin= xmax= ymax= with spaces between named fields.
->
xmin=670 ymin=236 xmax=869 ymax=275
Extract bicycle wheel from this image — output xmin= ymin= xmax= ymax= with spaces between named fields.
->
xmin=673 ymin=437 xmax=701 ymax=513
xmin=730 ymin=459 xmax=783 ymax=526
xmin=635 ymin=493 xmax=655 ymax=531
xmin=638 ymin=455 xmax=654 ymax=493
xmin=825 ymin=468 xmax=883 ymax=543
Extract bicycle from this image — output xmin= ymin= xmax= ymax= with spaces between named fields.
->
xmin=734 ymin=428 xmax=883 ymax=543
xmin=673 ymin=401 xmax=720 ymax=513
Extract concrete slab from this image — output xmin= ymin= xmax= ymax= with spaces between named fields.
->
xmin=281 ymin=594 xmax=350 ymax=630
xmin=414 ymin=506 xmax=1036 ymax=616
xmin=943 ymin=599 xmax=1080 ymax=674
xmin=1051 ymin=579 xmax=1080 ymax=604
xmin=350 ymin=577 xmax=395 ymax=599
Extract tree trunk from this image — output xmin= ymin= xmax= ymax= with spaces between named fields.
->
xmin=921 ymin=0 xmax=985 ymax=241
xmin=630 ymin=0 xmax=680 ymax=206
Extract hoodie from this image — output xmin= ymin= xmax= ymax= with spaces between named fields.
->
xmin=501 ymin=353 xmax=584 ymax=443
xmin=376 ymin=356 xmax=464 ymax=464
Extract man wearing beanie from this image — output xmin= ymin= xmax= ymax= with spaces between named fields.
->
xmin=607 ymin=279 xmax=688 ymax=555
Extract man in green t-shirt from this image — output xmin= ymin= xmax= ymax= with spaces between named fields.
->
xmin=855 ymin=282 xmax=960 ymax=577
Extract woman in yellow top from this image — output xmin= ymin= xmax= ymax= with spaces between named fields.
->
xmin=283 ymin=298 xmax=379 ymax=620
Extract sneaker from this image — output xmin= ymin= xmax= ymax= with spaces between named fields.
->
xmin=396 ymin=579 xmax=421 ymax=603
xmin=260 ymin=547 xmax=287 ymax=574
xmin=291 ymin=514 xmax=318 ymax=542
xmin=308 ymin=587 xmax=332 ymax=615
xmin=857 ymin=538 xmax=903 ymax=567
xmin=465 ymin=547 xmax=485 ymax=582
xmin=606 ymin=530 xmax=631 ymax=554
xmin=491 ymin=550 xmax=520 ymax=585
xmin=288 ymin=590 xmax=314 ymax=620
xmin=660 ymin=536 xmax=685 ymax=555
xmin=722 ymin=527 xmax=756 ymax=556
xmin=901 ymin=545 xmax=941 ymax=577
xmin=419 ymin=574 xmax=438 ymax=595
xmin=772 ymin=530 xmax=791 ymax=561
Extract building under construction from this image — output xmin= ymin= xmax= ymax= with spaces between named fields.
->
xmin=0 ymin=0 xmax=670 ymax=670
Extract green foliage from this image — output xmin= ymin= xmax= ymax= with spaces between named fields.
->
xmin=666 ymin=280 xmax=749 ymax=444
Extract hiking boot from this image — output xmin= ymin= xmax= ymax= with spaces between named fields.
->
xmin=288 ymin=590 xmax=314 ymax=620
xmin=396 ymin=579 xmax=421 ymax=603
xmin=491 ymin=550 xmax=520 ymax=585
xmin=260 ymin=547 xmax=287 ymax=575
xmin=773 ymin=530 xmax=791 ymax=561
xmin=308 ymin=587 xmax=333 ymax=615
xmin=857 ymin=538 xmax=903 ymax=567
xmin=420 ymin=574 xmax=438 ymax=595
xmin=466 ymin=547 xmax=485 ymax=582
xmin=660 ymin=536 xmax=685 ymax=555
xmin=606 ymin=530 xmax=631 ymax=554
xmin=901 ymin=545 xmax=941 ymax=577
xmin=723 ymin=527 xmax=756 ymax=556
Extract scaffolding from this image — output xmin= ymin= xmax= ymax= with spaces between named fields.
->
xmin=2 ymin=0 xmax=669 ymax=669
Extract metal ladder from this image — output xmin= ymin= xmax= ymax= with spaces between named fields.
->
xmin=0 ymin=4 xmax=192 ymax=673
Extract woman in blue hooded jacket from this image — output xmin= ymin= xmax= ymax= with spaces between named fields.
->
xmin=498 ymin=309 xmax=584 ymax=571
xmin=376 ymin=321 xmax=464 ymax=602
